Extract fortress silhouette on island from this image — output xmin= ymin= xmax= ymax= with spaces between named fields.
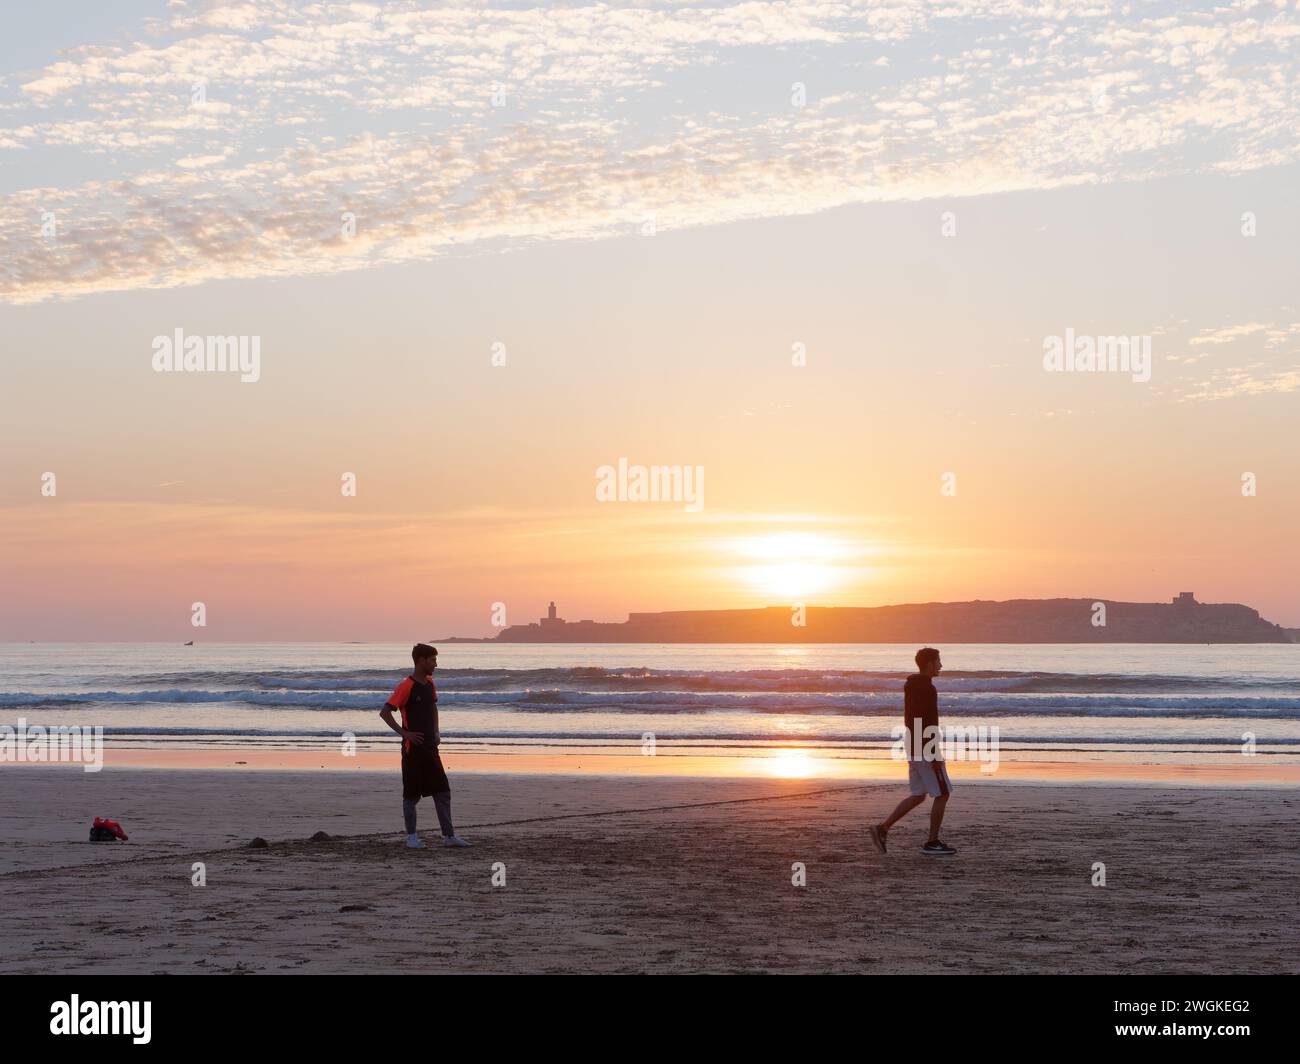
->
xmin=444 ymin=593 xmax=1295 ymax=644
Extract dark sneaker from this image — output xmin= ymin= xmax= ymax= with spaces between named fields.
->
xmin=921 ymin=840 xmax=956 ymax=856
xmin=869 ymin=825 xmax=888 ymax=854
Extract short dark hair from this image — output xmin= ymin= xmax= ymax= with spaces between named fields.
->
xmin=915 ymin=647 xmax=940 ymax=670
xmin=411 ymin=643 xmax=437 ymax=664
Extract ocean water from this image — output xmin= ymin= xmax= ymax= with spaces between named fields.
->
xmin=2 ymin=642 xmax=1299 ymax=768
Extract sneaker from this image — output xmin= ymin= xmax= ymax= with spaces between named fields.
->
xmin=920 ymin=840 xmax=956 ymax=856
xmin=443 ymin=835 xmax=471 ymax=848
xmin=405 ymin=834 xmax=424 ymax=849
xmin=869 ymin=825 xmax=888 ymax=854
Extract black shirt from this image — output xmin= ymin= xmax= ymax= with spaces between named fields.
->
xmin=903 ymin=673 xmax=939 ymax=759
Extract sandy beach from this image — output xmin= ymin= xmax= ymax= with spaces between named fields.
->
xmin=2 ymin=762 xmax=1295 ymax=975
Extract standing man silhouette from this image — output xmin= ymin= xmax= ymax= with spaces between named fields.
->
xmin=379 ymin=644 xmax=471 ymax=850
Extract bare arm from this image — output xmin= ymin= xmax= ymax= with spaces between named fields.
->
xmin=379 ymin=706 xmax=423 ymax=745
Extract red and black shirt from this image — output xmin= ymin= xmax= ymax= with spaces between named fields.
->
xmin=387 ymin=675 xmax=439 ymax=754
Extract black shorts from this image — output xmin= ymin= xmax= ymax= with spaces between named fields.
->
xmin=401 ymin=747 xmax=450 ymax=800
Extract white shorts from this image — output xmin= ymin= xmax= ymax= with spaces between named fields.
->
xmin=908 ymin=759 xmax=953 ymax=797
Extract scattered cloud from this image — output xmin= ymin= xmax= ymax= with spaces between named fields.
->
xmin=1164 ymin=320 xmax=1300 ymax=401
xmin=4 ymin=0 xmax=1300 ymax=303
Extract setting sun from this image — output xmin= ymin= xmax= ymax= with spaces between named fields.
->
xmin=732 ymin=533 xmax=845 ymax=600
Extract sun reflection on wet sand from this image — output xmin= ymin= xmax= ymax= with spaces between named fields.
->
xmin=767 ymin=748 xmax=817 ymax=778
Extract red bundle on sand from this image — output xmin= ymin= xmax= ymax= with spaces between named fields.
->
xmin=89 ymin=817 xmax=128 ymax=842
